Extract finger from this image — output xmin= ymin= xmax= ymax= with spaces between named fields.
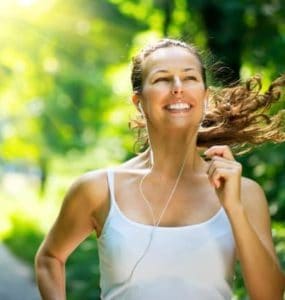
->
xmin=207 ymin=162 xmax=233 ymax=187
xmin=204 ymin=145 xmax=235 ymax=160
xmin=207 ymin=159 xmax=234 ymax=178
xmin=210 ymin=165 xmax=242 ymax=188
xmin=207 ymin=155 xmax=234 ymax=164
xmin=210 ymin=167 xmax=234 ymax=189
xmin=204 ymin=145 xmax=234 ymax=159
xmin=207 ymin=155 xmax=240 ymax=175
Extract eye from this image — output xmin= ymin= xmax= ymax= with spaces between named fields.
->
xmin=153 ymin=77 xmax=170 ymax=83
xmin=184 ymin=76 xmax=197 ymax=81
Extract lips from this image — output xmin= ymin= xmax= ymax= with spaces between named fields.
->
xmin=164 ymin=102 xmax=192 ymax=112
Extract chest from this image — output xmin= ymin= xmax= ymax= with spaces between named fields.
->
xmin=97 ymin=203 xmax=236 ymax=289
xmin=113 ymin=173 xmax=221 ymax=228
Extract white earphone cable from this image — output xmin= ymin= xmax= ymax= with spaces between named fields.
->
xmin=115 ymin=102 xmax=193 ymax=294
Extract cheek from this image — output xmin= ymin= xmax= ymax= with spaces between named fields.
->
xmin=185 ymin=81 xmax=205 ymax=91
xmin=142 ymin=85 xmax=168 ymax=100
xmin=185 ymin=86 xmax=207 ymax=112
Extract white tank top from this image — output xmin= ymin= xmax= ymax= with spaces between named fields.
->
xmin=97 ymin=169 xmax=236 ymax=300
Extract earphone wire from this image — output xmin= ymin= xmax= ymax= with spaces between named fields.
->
xmin=139 ymin=147 xmax=190 ymax=228
xmin=106 ymin=102 xmax=207 ymax=299
xmin=123 ymin=140 xmax=191 ymax=288
xmin=118 ymin=102 xmax=192 ymax=292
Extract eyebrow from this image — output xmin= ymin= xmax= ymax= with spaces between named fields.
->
xmin=152 ymin=67 xmax=195 ymax=75
xmin=183 ymin=68 xmax=195 ymax=72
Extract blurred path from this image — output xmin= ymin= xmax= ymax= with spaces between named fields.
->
xmin=0 ymin=244 xmax=40 ymax=300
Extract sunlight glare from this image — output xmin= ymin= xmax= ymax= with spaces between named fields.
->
xmin=18 ymin=0 xmax=38 ymax=6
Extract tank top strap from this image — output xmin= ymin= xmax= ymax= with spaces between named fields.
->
xmin=106 ymin=168 xmax=116 ymax=207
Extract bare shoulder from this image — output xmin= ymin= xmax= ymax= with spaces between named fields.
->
xmin=37 ymin=169 xmax=109 ymax=262
xmin=240 ymin=176 xmax=269 ymax=224
xmin=69 ymin=153 xmax=143 ymax=211
xmin=55 ymin=168 xmax=110 ymax=223
xmin=240 ymin=176 xmax=278 ymax=260
xmin=67 ymin=168 xmax=109 ymax=210
xmin=240 ymin=176 xmax=273 ymax=232
xmin=239 ymin=178 xmax=284 ymax=291
xmin=241 ymin=176 xmax=266 ymax=200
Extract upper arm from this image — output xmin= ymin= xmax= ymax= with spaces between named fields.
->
xmin=37 ymin=169 xmax=108 ymax=264
xmin=240 ymin=177 xmax=279 ymax=264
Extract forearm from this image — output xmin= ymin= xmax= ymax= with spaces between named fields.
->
xmin=35 ymin=255 xmax=66 ymax=300
xmin=226 ymin=203 xmax=284 ymax=300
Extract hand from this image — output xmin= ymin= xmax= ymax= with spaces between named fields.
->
xmin=204 ymin=145 xmax=242 ymax=210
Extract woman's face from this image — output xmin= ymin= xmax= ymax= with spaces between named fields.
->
xmin=135 ymin=46 xmax=208 ymax=132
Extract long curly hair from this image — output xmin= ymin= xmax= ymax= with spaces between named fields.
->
xmin=130 ymin=38 xmax=285 ymax=155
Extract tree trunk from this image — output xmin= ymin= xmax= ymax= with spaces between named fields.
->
xmin=157 ymin=0 xmax=174 ymax=36
xmin=186 ymin=1 xmax=246 ymax=85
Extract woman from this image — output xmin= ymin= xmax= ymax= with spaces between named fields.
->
xmin=35 ymin=38 xmax=285 ymax=299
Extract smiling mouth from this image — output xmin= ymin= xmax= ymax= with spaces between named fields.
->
xmin=164 ymin=102 xmax=192 ymax=112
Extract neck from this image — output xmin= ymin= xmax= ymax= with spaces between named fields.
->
xmin=146 ymin=127 xmax=207 ymax=179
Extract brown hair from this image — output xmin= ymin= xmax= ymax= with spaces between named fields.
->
xmin=130 ymin=38 xmax=285 ymax=155
xmin=131 ymin=38 xmax=206 ymax=93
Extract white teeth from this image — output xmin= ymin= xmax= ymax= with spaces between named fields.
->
xmin=166 ymin=103 xmax=191 ymax=110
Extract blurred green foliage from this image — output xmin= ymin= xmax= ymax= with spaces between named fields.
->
xmin=66 ymin=235 xmax=101 ymax=300
xmin=3 ymin=214 xmax=43 ymax=264
xmin=1 ymin=0 xmax=285 ymax=299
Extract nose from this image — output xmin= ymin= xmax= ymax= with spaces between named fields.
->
xmin=171 ymin=77 xmax=183 ymax=95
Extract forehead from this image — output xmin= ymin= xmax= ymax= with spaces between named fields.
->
xmin=142 ymin=46 xmax=201 ymax=78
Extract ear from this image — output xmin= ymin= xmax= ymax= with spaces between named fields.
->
xmin=132 ymin=93 xmax=141 ymax=111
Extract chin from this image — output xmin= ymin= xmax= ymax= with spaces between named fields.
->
xmin=165 ymin=121 xmax=199 ymax=132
